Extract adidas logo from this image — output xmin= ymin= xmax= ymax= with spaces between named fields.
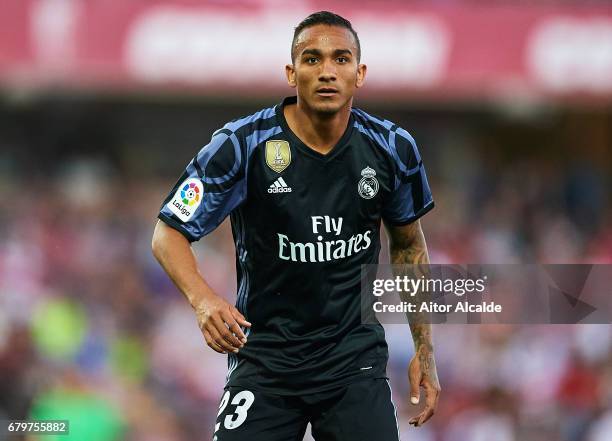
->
xmin=268 ymin=177 xmax=292 ymax=193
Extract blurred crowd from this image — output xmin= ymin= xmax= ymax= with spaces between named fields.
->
xmin=0 ymin=98 xmax=610 ymax=441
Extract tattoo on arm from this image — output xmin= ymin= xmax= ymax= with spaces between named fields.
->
xmin=386 ymin=220 xmax=438 ymax=383
xmin=387 ymin=220 xmax=429 ymax=266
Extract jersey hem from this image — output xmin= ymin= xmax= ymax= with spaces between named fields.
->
xmin=225 ymin=369 xmax=389 ymax=396
xmin=383 ymin=200 xmax=435 ymax=226
xmin=158 ymin=213 xmax=199 ymax=242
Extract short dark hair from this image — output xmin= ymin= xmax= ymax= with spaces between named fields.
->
xmin=291 ymin=11 xmax=360 ymax=63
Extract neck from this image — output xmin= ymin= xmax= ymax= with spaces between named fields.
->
xmin=284 ymin=97 xmax=352 ymax=155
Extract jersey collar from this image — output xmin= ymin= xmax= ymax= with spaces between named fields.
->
xmin=275 ymin=96 xmax=354 ymax=162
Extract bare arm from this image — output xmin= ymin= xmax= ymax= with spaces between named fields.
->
xmin=384 ymin=219 xmax=441 ymax=427
xmin=151 ymin=220 xmax=250 ymax=353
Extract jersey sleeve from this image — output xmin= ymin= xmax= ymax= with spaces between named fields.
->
xmin=158 ymin=130 xmax=246 ymax=241
xmin=382 ymin=128 xmax=434 ymax=225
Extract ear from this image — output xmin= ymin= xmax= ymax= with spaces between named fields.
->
xmin=355 ymin=63 xmax=367 ymax=88
xmin=285 ymin=64 xmax=297 ymax=88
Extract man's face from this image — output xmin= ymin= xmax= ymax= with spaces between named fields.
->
xmin=286 ymin=24 xmax=366 ymax=115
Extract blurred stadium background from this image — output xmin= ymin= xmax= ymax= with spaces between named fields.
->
xmin=1 ymin=1 xmax=611 ymax=440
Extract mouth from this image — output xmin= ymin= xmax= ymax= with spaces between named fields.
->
xmin=316 ymin=87 xmax=339 ymax=97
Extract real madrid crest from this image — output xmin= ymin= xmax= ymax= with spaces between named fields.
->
xmin=265 ymin=140 xmax=291 ymax=173
xmin=358 ymin=166 xmax=379 ymax=199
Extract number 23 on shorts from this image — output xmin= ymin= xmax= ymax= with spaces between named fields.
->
xmin=214 ymin=390 xmax=255 ymax=439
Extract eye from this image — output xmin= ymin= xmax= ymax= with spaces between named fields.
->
xmin=306 ymin=57 xmax=318 ymax=64
xmin=337 ymin=56 xmax=348 ymax=63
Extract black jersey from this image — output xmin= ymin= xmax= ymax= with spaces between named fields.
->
xmin=158 ymin=96 xmax=434 ymax=395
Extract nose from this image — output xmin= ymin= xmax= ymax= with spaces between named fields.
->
xmin=318 ymin=59 xmax=337 ymax=82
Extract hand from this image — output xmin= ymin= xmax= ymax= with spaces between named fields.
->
xmin=193 ymin=294 xmax=252 ymax=354
xmin=408 ymin=345 xmax=441 ymax=427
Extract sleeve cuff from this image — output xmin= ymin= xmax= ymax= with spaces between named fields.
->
xmin=158 ymin=213 xmax=199 ymax=242
xmin=383 ymin=200 xmax=435 ymax=226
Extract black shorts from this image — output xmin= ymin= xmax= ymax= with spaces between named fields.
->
xmin=212 ymin=378 xmax=401 ymax=441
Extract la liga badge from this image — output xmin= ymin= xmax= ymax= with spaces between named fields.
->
xmin=168 ymin=178 xmax=203 ymax=221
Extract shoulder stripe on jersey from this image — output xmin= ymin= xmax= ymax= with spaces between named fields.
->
xmin=353 ymin=108 xmax=394 ymax=131
xmin=353 ymin=118 xmax=388 ymax=152
xmin=192 ymin=155 xmax=204 ymax=178
xmin=221 ymin=106 xmax=276 ymax=133
xmin=197 ymin=111 xmax=280 ymax=187
xmin=352 ymin=108 xmax=422 ymax=177
xmin=388 ymin=130 xmax=423 ymax=170
xmin=394 ymin=126 xmax=422 ymax=163
xmin=192 ymin=131 xmax=242 ymax=185
xmin=245 ymin=126 xmax=283 ymax=157
xmin=409 ymin=170 xmax=425 ymax=209
xmin=213 ymin=128 xmax=234 ymax=138
xmin=353 ymin=120 xmax=421 ymax=178
xmin=197 ymin=126 xmax=282 ymax=194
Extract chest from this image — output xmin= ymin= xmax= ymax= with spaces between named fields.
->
xmin=244 ymin=137 xmax=394 ymax=235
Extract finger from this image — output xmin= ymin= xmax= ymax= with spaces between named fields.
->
xmin=215 ymin=313 xmax=245 ymax=348
xmin=417 ymin=405 xmax=435 ymax=426
xmin=408 ymin=369 xmax=421 ymax=405
xmin=203 ymin=329 xmax=226 ymax=354
xmin=408 ymin=409 xmax=430 ymax=427
xmin=231 ymin=307 xmax=252 ymax=328
xmin=207 ymin=323 xmax=239 ymax=353
xmin=425 ymin=385 xmax=440 ymax=410
xmin=211 ymin=314 xmax=243 ymax=349
xmin=223 ymin=310 xmax=247 ymax=343
xmin=409 ymin=384 xmax=439 ymax=427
